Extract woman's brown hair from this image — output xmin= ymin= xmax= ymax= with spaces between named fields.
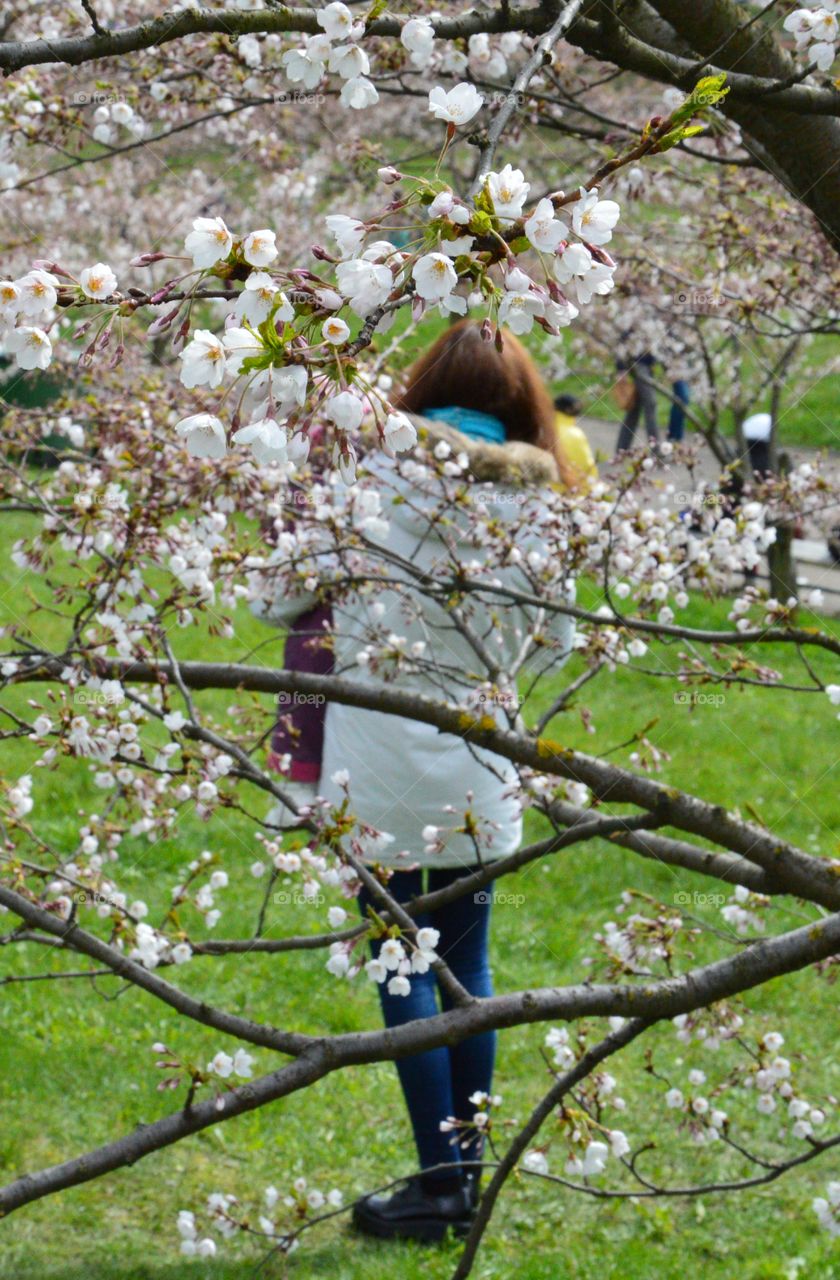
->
xmin=395 ymin=319 xmax=578 ymax=488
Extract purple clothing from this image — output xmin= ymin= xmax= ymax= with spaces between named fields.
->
xmin=269 ymin=603 xmax=333 ymax=781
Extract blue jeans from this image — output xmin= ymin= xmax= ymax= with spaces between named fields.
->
xmin=668 ymin=379 xmax=690 ymax=441
xmin=359 ymin=867 xmax=495 ymax=1183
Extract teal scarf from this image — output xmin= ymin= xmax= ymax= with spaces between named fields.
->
xmin=423 ymin=404 xmax=506 ymax=444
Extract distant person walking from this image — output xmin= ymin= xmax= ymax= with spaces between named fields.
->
xmin=614 ymin=351 xmax=659 ymax=455
xmin=741 ymin=412 xmax=773 ymax=478
xmin=667 ymin=377 xmax=691 ymax=442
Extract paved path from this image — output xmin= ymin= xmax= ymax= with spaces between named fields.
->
xmin=581 ymin=416 xmax=840 ymax=613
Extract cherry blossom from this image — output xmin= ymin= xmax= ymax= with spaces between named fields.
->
xmin=524 ymin=198 xmax=568 ymax=252
xmin=427 ymin=83 xmax=484 ymax=126
xmin=179 ymin=331 xmax=227 ymax=389
xmin=241 ymin=230 xmax=278 ymax=268
xmin=571 ymin=188 xmax=621 ymax=245
xmin=184 ymin=217 xmax=234 ymax=269
xmin=483 ymin=164 xmax=530 ymax=220
xmin=79 ymin=262 xmax=118 ymax=300
xmin=174 ymin=413 xmax=227 ymax=459
xmin=401 ymin=17 xmax=435 ymax=67
xmin=5 ymin=325 xmax=52 ymax=370
xmin=412 ymin=251 xmax=458 ymax=301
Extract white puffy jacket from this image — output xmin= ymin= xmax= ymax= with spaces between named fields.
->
xmin=252 ymin=416 xmax=575 ymax=868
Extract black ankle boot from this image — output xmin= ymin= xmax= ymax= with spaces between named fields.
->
xmin=352 ymin=1176 xmax=472 ymax=1242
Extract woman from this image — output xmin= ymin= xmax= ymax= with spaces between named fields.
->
xmin=253 ymin=321 xmax=575 ymax=1242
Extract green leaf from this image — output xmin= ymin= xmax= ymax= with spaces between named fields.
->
xmin=468 ymin=210 xmax=494 ymax=237
xmin=453 ymin=255 xmax=479 ymax=278
xmin=237 ymin=352 xmax=274 ymax=376
xmin=257 ymin=316 xmax=283 ymax=351
xmin=473 ymin=182 xmax=496 ymax=218
xmin=668 ymin=72 xmax=729 ymax=129
xmin=363 ymin=0 xmax=387 ymax=30
xmin=653 ymin=122 xmax=708 ymax=153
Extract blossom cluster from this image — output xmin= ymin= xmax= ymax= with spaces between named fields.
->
xmin=531 ymin=1027 xmax=631 ymax=1178
xmin=784 ymin=2 xmax=840 ymax=71
xmin=163 ymin=150 xmax=619 ymax=481
xmin=176 ymin=1176 xmax=343 ymax=1259
xmin=1 ymin=72 xmax=627 ymax=484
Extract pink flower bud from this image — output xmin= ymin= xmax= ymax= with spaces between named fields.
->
xmin=480 ymin=318 xmax=493 ymax=342
xmin=547 ymin=279 xmax=570 ymax=304
xmin=146 ymin=305 xmax=179 ymax=337
xmin=587 ymin=244 xmax=616 ymax=268
xmin=32 ymin=258 xmax=70 ymax=276
xmin=150 ymin=282 xmax=177 ymax=305
xmin=377 ymin=166 xmax=402 ymax=185
xmin=130 ymin=252 xmax=168 ymax=267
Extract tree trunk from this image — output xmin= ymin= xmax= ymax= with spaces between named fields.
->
xmin=767 ymin=451 xmax=798 ymax=606
xmin=645 ymin=0 xmax=840 ymax=252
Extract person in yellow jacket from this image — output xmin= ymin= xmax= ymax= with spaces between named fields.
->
xmin=553 ymin=394 xmax=597 ymax=485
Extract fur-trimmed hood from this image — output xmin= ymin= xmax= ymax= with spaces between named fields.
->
xmin=410 ymin=413 xmax=559 ymax=488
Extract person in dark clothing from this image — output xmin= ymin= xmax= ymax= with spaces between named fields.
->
xmin=667 ymin=378 xmax=691 ymax=442
xmin=614 ymin=352 xmax=659 ymax=455
xmin=741 ymin=412 xmax=773 ymax=479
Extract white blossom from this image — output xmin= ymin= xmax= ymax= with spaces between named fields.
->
xmin=233 ymin=417 xmax=288 ymax=465
xmin=184 ymin=216 xmax=234 ymax=269
xmin=325 ymin=214 xmax=366 ymax=258
xmin=571 ymin=187 xmax=621 ymax=245
xmin=242 ymin=229 xmax=278 ymax=267
xmin=322 ymin=316 xmax=351 ymax=345
xmin=341 ymin=76 xmax=379 ymax=110
xmin=179 ymin=330 xmax=226 ymax=388
xmin=17 ymin=269 xmax=58 ymax=316
xmin=317 ymin=2 xmax=355 ymax=42
xmin=428 ymin=83 xmax=484 ymax=126
xmin=383 ymin=412 xmax=417 ymax=453
xmin=412 ymin=252 xmax=458 ymax=301
xmin=525 ymin=198 xmax=568 ymax=252
xmin=522 ymin=1150 xmax=549 ymax=1175
xmin=325 ymin=391 xmax=364 ymax=431
xmin=483 ymin=164 xmax=530 ymax=220
xmin=402 ymin=17 xmax=435 ymax=66
xmin=6 ymin=326 xmax=52 ymax=370
xmin=174 ymin=414 xmax=227 ymax=460
xmin=79 ymin=262 xmax=118 ymax=299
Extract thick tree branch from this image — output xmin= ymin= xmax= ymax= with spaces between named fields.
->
xmin=3 ymin=907 xmax=840 ymax=1217
xmin=0 ymin=5 xmax=552 ymax=74
xmin=7 ymin=655 xmax=837 ymax=908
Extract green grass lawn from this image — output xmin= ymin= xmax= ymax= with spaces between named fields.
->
xmin=2 ymin=509 xmax=840 ymax=1280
